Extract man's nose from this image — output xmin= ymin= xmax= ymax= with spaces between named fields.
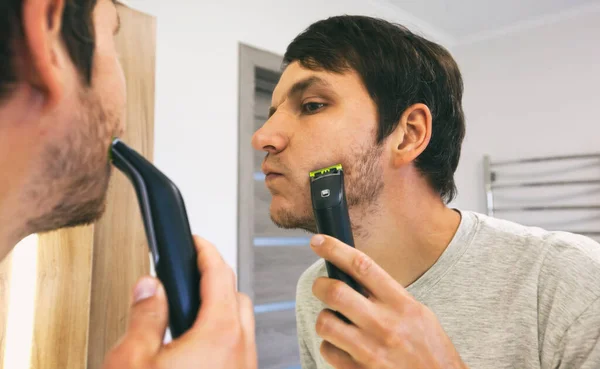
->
xmin=251 ymin=117 xmax=288 ymax=155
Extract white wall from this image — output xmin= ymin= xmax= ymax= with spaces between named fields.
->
xmin=122 ymin=1 xmax=600 ymax=270
xmin=451 ymin=9 xmax=600 ymax=214
xmin=124 ymin=0 xmax=451 ymax=272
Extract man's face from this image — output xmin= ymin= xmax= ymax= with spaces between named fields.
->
xmin=23 ymin=0 xmax=125 ymax=233
xmin=251 ymin=61 xmax=386 ymax=234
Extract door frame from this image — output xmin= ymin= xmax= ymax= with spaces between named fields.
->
xmin=237 ymin=43 xmax=283 ymax=300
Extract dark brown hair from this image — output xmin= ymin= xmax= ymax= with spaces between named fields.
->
xmin=0 ymin=0 xmax=100 ymax=99
xmin=284 ymin=16 xmax=466 ymax=203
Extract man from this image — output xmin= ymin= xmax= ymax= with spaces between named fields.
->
xmin=252 ymin=15 xmax=600 ymax=369
xmin=0 ymin=0 xmax=256 ymax=368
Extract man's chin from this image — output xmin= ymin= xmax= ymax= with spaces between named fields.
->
xmin=269 ymin=208 xmax=317 ymax=234
xmin=61 ymin=199 xmax=108 ymax=230
xmin=31 ymin=195 xmax=108 ymax=235
xmin=26 ymin=168 xmax=111 ymax=236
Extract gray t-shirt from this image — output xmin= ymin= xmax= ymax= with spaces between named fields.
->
xmin=295 ymin=210 xmax=600 ymax=369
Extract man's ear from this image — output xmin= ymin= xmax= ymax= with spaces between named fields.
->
xmin=388 ymin=103 xmax=432 ymax=168
xmin=21 ymin=0 xmax=66 ymax=110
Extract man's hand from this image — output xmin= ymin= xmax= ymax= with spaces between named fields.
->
xmin=309 ymin=234 xmax=467 ymax=369
xmin=102 ymin=236 xmax=257 ymax=369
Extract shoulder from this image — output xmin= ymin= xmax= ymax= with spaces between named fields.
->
xmin=464 ymin=211 xmax=600 ymax=334
xmin=468 ymin=210 xmax=566 ymax=245
xmin=537 ymin=231 xmax=600 ymax=326
xmin=465 ymin=210 xmax=600 ymax=261
xmin=536 ymin=233 xmax=600 ymax=365
xmin=478 ymin=211 xmax=600 ymax=287
xmin=468 ymin=210 xmax=600 ymax=288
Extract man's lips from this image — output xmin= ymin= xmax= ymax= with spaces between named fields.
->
xmin=265 ymin=172 xmax=283 ymax=181
xmin=262 ymin=162 xmax=284 ymax=179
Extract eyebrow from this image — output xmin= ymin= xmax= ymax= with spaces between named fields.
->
xmin=268 ymin=76 xmax=332 ymax=118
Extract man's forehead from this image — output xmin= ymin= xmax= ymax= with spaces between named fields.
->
xmin=272 ymin=62 xmax=365 ymax=105
xmin=273 ymin=63 xmax=335 ymax=98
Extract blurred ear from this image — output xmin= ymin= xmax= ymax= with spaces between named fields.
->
xmin=388 ymin=103 xmax=432 ymax=168
xmin=21 ymin=0 xmax=67 ymax=110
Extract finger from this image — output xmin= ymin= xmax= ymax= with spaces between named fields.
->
xmin=315 ymin=309 xmax=375 ymax=364
xmin=193 ymin=236 xmax=239 ymax=326
xmin=320 ymin=340 xmax=362 ymax=369
xmin=310 ymin=234 xmax=409 ymax=302
xmin=312 ymin=277 xmax=376 ymax=330
xmin=238 ymin=293 xmax=258 ymax=367
xmin=116 ymin=276 xmax=168 ymax=364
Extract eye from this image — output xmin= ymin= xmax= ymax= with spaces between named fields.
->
xmin=302 ymin=102 xmax=326 ymax=114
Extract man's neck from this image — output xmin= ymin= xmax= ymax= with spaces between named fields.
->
xmin=0 ymin=146 xmax=31 ymax=261
xmin=0 ymin=173 xmax=31 ymax=260
xmin=0 ymin=203 xmax=27 ymax=261
xmin=350 ymin=186 xmax=461 ymax=288
xmin=0 ymin=87 xmax=41 ymax=261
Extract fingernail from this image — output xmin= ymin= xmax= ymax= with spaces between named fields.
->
xmin=311 ymin=235 xmax=325 ymax=247
xmin=134 ymin=277 xmax=158 ymax=303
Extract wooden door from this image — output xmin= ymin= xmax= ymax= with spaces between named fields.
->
xmin=86 ymin=5 xmax=156 ymax=368
xmin=0 ymin=4 xmax=156 ymax=369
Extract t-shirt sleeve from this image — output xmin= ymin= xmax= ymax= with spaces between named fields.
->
xmin=298 ymin=332 xmax=318 ymax=369
xmin=295 ymin=260 xmax=324 ymax=369
xmin=552 ymin=296 xmax=600 ymax=369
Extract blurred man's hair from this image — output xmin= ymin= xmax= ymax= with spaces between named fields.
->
xmin=0 ymin=0 xmax=106 ymax=100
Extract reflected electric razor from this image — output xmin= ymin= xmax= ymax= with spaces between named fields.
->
xmin=309 ymin=164 xmax=364 ymax=323
xmin=110 ymin=138 xmax=200 ymax=339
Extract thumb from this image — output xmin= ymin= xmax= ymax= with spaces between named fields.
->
xmin=123 ymin=277 xmax=169 ymax=357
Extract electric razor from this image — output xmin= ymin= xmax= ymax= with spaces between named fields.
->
xmin=110 ymin=138 xmax=200 ymax=339
xmin=309 ymin=164 xmax=364 ymax=323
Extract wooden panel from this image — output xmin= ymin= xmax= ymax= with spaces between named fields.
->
xmin=86 ymin=4 xmax=155 ymax=369
xmin=0 ymin=254 xmax=12 ymax=368
xmin=31 ymin=226 xmax=94 ymax=369
xmin=256 ymin=309 xmax=301 ymax=369
xmin=254 ymin=246 xmax=318 ymax=306
xmin=254 ymin=182 xmax=312 ymax=238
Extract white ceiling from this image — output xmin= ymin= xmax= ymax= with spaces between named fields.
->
xmin=388 ymin=0 xmax=600 ymax=45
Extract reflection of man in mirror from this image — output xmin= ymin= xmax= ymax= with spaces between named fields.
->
xmin=0 ymin=1 xmax=256 ymax=368
xmin=254 ymin=15 xmax=600 ymax=369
